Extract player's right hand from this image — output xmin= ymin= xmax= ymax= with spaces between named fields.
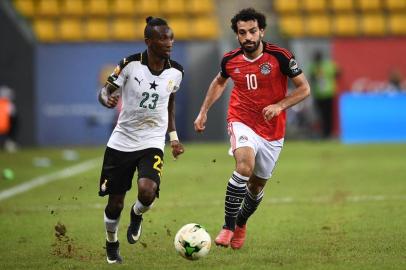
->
xmin=106 ymin=95 xmax=119 ymax=108
xmin=170 ymin=140 xmax=184 ymax=159
xmin=194 ymin=113 xmax=207 ymax=132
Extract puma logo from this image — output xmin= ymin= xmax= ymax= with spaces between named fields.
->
xmin=134 ymin=76 xmax=143 ymax=85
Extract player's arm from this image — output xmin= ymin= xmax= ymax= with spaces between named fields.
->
xmin=167 ymin=93 xmax=184 ymax=159
xmin=99 ymin=58 xmax=129 ymax=108
xmin=98 ymin=83 xmax=120 ymax=108
xmin=194 ymin=73 xmax=228 ymax=132
xmin=263 ymin=73 xmax=310 ymax=121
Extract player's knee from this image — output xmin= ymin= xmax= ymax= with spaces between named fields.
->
xmin=235 ymin=162 xmax=253 ymax=177
xmin=138 ymin=191 xmax=155 ymax=206
xmin=138 ymin=180 xmax=157 ymax=205
xmin=105 ymin=202 xmax=124 ymax=219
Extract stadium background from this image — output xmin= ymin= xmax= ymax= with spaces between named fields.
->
xmin=1 ymin=0 xmax=406 ymax=147
xmin=0 ymin=1 xmax=406 ymax=269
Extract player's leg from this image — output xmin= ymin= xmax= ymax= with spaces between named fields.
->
xmin=127 ymin=148 xmax=163 ymax=244
xmin=216 ymin=147 xmax=255 ymax=247
xmin=99 ymin=147 xmax=136 ymax=263
xmin=236 ymin=175 xmax=266 ymax=227
xmin=127 ymin=178 xmax=157 ymax=244
xmin=231 ymin=138 xmax=284 ymax=249
xmin=231 ymin=175 xmax=266 ymax=249
xmin=226 ymin=147 xmax=255 ymax=230
xmin=105 ymin=194 xmax=125 ymax=263
xmin=216 ymin=122 xmax=257 ymax=247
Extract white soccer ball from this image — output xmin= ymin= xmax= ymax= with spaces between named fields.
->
xmin=174 ymin=223 xmax=211 ymax=260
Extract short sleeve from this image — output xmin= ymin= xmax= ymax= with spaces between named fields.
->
xmin=106 ymin=58 xmax=129 ymax=89
xmin=169 ymin=60 xmax=184 ymax=93
xmin=220 ymin=57 xmax=230 ymax=78
xmin=172 ymin=71 xmax=183 ymax=93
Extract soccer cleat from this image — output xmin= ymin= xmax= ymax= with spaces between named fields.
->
xmin=106 ymin=240 xmax=123 ymax=264
xmin=230 ymin=224 xmax=246 ymax=249
xmin=127 ymin=208 xmax=143 ymax=244
xmin=214 ymin=228 xmax=234 ymax=247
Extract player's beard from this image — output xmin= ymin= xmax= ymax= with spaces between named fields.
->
xmin=240 ymin=39 xmax=261 ymax=53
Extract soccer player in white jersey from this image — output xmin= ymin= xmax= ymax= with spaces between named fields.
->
xmin=97 ymin=17 xmax=185 ymax=264
xmin=194 ymin=8 xmax=310 ymax=249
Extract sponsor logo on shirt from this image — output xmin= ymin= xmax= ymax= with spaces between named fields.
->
xmin=134 ymin=76 xmax=143 ymax=85
xmin=234 ymin=68 xmax=241 ymax=73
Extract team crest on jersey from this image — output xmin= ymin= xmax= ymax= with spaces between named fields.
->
xmin=167 ymin=80 xmax=179 ymax=92
xmin=259 ymin=62 xmax=272 ymax=75
xmin=238 ymin=135 xmax=248 ymax=143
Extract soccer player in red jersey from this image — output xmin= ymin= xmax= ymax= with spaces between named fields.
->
xmin=194 ymin=8 xmax=310 ymax=249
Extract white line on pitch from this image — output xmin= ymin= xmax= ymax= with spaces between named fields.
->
xmin=6 ymin=194 xmax=406 ymax=212
xmin=0 ymin=158 xmax=100 ymax=202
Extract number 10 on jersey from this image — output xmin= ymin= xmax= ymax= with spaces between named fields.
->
xmin=245 ymin=74 xmax=258 ymax=90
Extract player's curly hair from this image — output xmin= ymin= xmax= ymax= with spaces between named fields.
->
xmin=144 ymin=16 xmax=168 ymax=38
xmin=231 ymin=8 xmax=267 ymax=33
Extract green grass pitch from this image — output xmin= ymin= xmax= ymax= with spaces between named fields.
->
xmin=0 ymin=142 xmax=405 ymax=270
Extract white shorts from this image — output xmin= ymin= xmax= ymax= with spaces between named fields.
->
xmin=228 ymin=122 xmax=284 ymax=180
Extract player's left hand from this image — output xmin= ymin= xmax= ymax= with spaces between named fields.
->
xmin=170 ymin=140 xmax=184 ymax=159
xmin=262 ymin=104 xmax=283 ymax=121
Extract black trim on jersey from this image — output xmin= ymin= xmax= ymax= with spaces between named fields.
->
xmin=169 ymin=59 xmax=184 ymax=78
xmin=263 ymin=43 xmax=302 ymax=78
xmin=220 ymin=48 xmax=243 ymax=78
xmin=107 ymin=51 xmax=184 ymax=86
xmin=107 ymin=53 xmax=141 ymax=87
xmin=120 ymin=53 xmax=141 ymax=69
xmin=106 ymin=80 xmax=120 ymax=89
xmin=140 ymin=50 xmax=184 ymax=77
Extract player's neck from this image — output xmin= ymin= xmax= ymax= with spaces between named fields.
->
xmin=147 ymin=50 xmax=167 ymax=73
xmin=243 ymin=42 xmax=263 ymax=60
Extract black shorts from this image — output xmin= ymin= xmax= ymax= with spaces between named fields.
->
xmin=98 ymin=147 xmax=164 ymax=197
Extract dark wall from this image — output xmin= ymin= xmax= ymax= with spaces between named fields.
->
xmin=186 ymin=42 xmax=228 ymax=142
xmin=0 ymin=2 xmax=35 ymax=146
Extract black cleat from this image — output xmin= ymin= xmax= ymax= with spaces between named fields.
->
xmin=106 ymin=240 xmax=123 ymax=264
xmin=127 ymin=207 xmax=143 ymax=244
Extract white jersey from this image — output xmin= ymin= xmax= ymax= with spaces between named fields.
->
xmin=105 ymin=51 xmax=183 ymax=152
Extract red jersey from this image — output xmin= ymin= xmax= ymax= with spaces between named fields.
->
xmin=220 ymin=42 xmax=302 ymax=141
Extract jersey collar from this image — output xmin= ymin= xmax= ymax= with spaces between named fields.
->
xmin=141 ymin=50 xmax=171 ymax=76
xmin=243 ymin=52 xmax=263 ymax=62
xmin=242 ymin=42 xmax=265 ymax=63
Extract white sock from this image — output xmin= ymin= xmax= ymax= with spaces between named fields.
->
xmin=133 ymin=199 xmax=152 ymax=215
xmin=104 ymin=212 xmax=120 ymax=242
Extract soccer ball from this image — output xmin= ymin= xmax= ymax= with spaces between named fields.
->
xmin=174 ymin=223 xmax=211 ymax=260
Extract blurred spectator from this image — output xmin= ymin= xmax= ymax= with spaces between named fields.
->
xmin=308 ymin=50 xmax=339 ymax=139
xmin=386 ymin=69 xmax=406 ymax=91
xmin=0 ymin=85 xmax=18 ymax=152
